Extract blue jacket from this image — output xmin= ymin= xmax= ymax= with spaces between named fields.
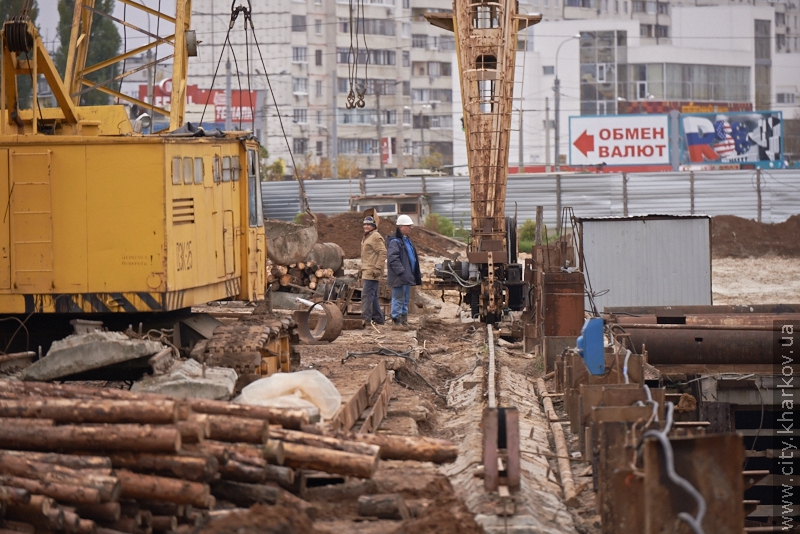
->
xmin=386 ymin=230 xmax=422 ymax=288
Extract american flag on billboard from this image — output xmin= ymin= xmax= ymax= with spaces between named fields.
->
xmin=713 ymin=121 xmax=736 ymax=159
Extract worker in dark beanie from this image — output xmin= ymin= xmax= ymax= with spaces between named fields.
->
xmin=386 ymin=214 xmax=422 ymax=327
xmin=360 ymin=216 xmax=386 ymax=325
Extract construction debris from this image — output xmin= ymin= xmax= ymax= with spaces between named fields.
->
xmin=22 ymin=332 xmax=165 ymax=382
xmin=131 ymin=359 xmax=238 ymax=400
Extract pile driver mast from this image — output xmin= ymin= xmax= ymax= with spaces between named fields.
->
xmin=427 ymin=2 xmax=540 ymax=323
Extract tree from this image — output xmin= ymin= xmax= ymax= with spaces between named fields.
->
xmin=336 ymin=156 xmax=360 ymax=179
xmin=1 ymin=0 xmax=39 ymax=108
xmin=54 ymin=0 xmax=120 ymax=106
xmin=420 ymin=151 xmax=443 ymax=171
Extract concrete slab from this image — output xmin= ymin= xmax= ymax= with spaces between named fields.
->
xmin=131 ymin=359 xmax=238 ymax=400
xmin=22 ymin=332 xmax=165 ymax=382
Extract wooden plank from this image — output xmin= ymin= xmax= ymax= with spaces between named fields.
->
xmin=357 ymin=376 xmax=392 ymax=434
xmin=329 ymin=361 xmax=387 ymax=432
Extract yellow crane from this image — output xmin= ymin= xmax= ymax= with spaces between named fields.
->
xmin=0 ymin=0 xmax=291 ymax=376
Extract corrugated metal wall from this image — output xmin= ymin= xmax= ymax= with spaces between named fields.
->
xmin=262 ymin=170 xmax=800 ymax=228
xmin=581 ymin=217 xmax=712 ymax=309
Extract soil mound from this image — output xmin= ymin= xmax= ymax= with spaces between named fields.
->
xmin=712 ymin=215 xmax=800 ymax=258
xmin=310 ymin=212 xmax=465 ymax=259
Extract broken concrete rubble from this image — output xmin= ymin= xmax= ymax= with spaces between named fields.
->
xmin=22 ymin=331 xmax=165 ymax=381
xmin=131 ymin=358 xmax=238 ymax=400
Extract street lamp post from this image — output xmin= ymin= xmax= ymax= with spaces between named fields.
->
xmin=554 ymin=34 xmax=580 ymax=172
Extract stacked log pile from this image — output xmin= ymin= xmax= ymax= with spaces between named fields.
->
xmin=0 ymin=380 xmax=458 ymax=532
xmin=267 ymin=260 xmax=335 ymax=293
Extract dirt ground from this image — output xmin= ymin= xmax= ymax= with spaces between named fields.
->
xmin=307 ymin=213 xmax=463 ymax=259
xmin=713 ymin=256 xmax=800 ymax=304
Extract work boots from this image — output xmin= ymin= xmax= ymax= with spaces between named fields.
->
xmin=392 ymin=317 xmax=409 ymax=331
xmin=401 ymin=314 xmax=408 ymax=326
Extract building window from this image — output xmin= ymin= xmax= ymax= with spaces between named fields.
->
xmin=403 ymin=51 xmax=410 ymax=67
xmin=402 ymin=23 xmax=411 ymax=38
xmin=624 ymin=1 xmax=628 ymax=12
xmin=293 ymin=78 xmax=308 ymax=94
xmin=428 ymin=62 xmax=441 ymax=77
xmin=441 ymin=63 xmax=452 ymax=76
xmin=412 ymin=34 xmax=427 ymax=48
xmin=543 ymin=65 xmax=555 ymax=75
xmin=316 ymin=141 xmax=323 ymax=157
xmin=315 ymin=49 xmax=323 ymax=66
xmin=777 ymin=92 xmax=797 ymax=104
xmin=402 ymin=81 xmax=410 ymax=96
xmin=440 ymin=36 xmax=456 ymax=51
xmin=315 ymin=19 xmax=322 ymax=34
xmin=291 ymin=15 xmax=306 ymax=32
xmin=317 ymin=110 xmax=323 ymax=124
xmin=403 ymin=109 xmax=411 ymax=125
xmin=615 ymin=0 xmax=619 ymax=12
xmin=293 ymin=138 xmax=308 ymax=155
xmin=315 ymin=80 xmax=323 ymax=97
xmin=292 ymin=47 xmax=307 ymax=63
xmin=403 ymin=0 xmax=410 ymax=7
xmin=293 ymin=108 xmax=308 ymax=124
xmin=657 ymin=1 xmax=669 ymax=13
xmin=655 ymin=25 xmax=669 ymax=38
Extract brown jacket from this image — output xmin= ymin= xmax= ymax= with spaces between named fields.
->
xmin=360 ymin=229 xmax=386 ymax=281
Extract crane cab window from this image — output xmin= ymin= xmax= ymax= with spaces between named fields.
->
xmin=172 ymin=157 xmax=182 ymax=185
xmin=222 ymin=156 xmax=231 ymax=182
xmin=247 ymin=149 xmax=264 ymax=228
xmin=183 ymin=158 xmax=194 ymax=185
xmin=194 ymin=158 xmax=204 ymax=184
xmin=232 ymin=156 xmax=241 ymax=182
xmin=213 ymin=155 xmax=222 ymax=183
xmin=472 ymin=2 xmax=500 ymax=28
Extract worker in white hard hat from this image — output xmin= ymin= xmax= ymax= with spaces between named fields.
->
xmin=360 ymin=215 xmax=386 ymax=325
xmin=386 ymin=214 xmax=422 ymax=327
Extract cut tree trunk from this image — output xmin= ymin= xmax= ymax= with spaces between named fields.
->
xmin=0 ymin=456 xmax=120 ymax=501
xmin=0 ymin=450 xmax=111 ymax=470
xmin=357 ymin=494 xmax=410 ymax=520
xmin=115 ymin=470 xmax=213 ymax=509
xmin=0 ymin=399 xmax=178 ymax=425
xmin=0 ymin=475 xmax=101 ymax=504
xmin=281 ymin=442 xmax=377 ymax=479
xmin=206 ymin=415 xmax=268 ymax=444
xmin=0 ymin=424 xmax=180 ymax=453
xmin=270 ymin=428 xmax=379 ymax=457
xmin=105 ymin=453 xmax=218 ymax=483
xmin=75 ymin=503 xmax=122 ymax=523
xmin=209 ymin=480 xmax=278 ymax=508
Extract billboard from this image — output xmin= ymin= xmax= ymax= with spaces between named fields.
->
xmin=680 ymin=111 xmax=782 ymax=167
xmin=569 ymin=115 xmax=670 ymax=166
xmin=138 ymin=79 xmax=258 ymax=125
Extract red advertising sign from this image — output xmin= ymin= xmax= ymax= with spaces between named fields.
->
xmin=381 ymin=137 xmax=391 ymax=165
xmin=138 ymin=79 xmax=258 ymax=123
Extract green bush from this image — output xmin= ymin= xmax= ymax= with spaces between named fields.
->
xmin=519 ymin=219 xmax=537 ymax=243
xmin=425 ymin=213 xmax=454 ymax=237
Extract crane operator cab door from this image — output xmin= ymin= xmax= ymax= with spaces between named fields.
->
xmin=244 ymin=147 xmax=265 ymax=301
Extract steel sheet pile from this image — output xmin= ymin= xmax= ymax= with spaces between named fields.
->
xmin=0 ymin=380 xmax=457 ymax=533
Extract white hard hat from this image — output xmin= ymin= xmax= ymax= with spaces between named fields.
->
xmin=396 ymin=214 xmax=413 ymax=226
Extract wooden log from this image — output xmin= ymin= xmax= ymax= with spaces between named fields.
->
xmin=149 ymin=516 xmax=177 ymax=533
xmin=0 ymin=521 xmax=35 ymax=534
xmin=281 ymin=442 xmax=377 ymax=479
xmin=357 ymin=493 xmax=410 ymax=520
xmin=0 ymin=455 xmax=119 ymax=501
xmin=0 ymin=474 xmax=101 ymax=504
xmin=551 ymin=422 xmax=578 ymax=507
xmin=95 ymin=528 xmax=131 ymax=534
xmin=5 ymin=504 xmax=64 ymax=530
xmin=99 ymin=517 xmax=141 ymax=534
xmin=218 ymin=460 xmax=266 ymax=484
xmin=76 ymin=518 xmax=97 ymax=534
xmin=0 ymin=417 xmax=54 ymax=427
xmin=0 ymin=380 xmax=311 ymax=428
xmin=175 ymin=420 xmax=204 ymax=444
xmin=75 ymin=503 xmax=122 ymax=523
xmin=301 ymin=427 xmax=458 ymax=464
xmin=139 ymin=510 xmax=152 ymax=529
xmin=263 ymin=440 xmax=286 ymax=466
xmin=206 ymin=414 xmax=268 ymax=444
xmin=4 ymin=495 xmax=51 ymax=521
xmin=209 ymin=480 xmax=278 ymax=508
xmin=0 ymin=450 xmax=111 ymax=470
xmin=536 ymin=378 xmax=559 ymax=422
xmin=0 ymin=399 xmax=179 ymax=425
xmin=270 ymin=428 xmax=379 ymax=457
xmin=0 ymin=424 xmax=180 ymax=453
xmin=106 ymin=453 xmax=218 ymax=483
xmin=297 ymin=262 xmax=305 ymax=271
xmin=115 ymin=470 xmax=213 ymax=509
xmin=0 ymin=485 xmax=31 ymax=505
xmin=134 ymin=501 xmax=183 ymax=518
xmin=314 ymin=269 xmax=323 ymax=278
xmin=279 ymin=274 xmax=292 ymax=287
xmin=263 ymin=465 xmax=294 ymax=489
xmin=61 ymin=509 xmax=84 ymax=533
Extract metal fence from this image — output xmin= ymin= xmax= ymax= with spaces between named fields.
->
xmin=262 ymin=169 xmax=800 ymax=229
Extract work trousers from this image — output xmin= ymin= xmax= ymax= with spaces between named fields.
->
xmin=391 ymin=285 xmax=411 ymax=320
xmin=361 ymin=279 xmax=384 ymax=324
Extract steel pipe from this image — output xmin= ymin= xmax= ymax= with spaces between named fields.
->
xmin=626 ymin=328 xmax=779 ymax=365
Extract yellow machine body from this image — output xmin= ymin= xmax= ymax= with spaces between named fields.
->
xmin=0 ymin=132 xmax=266 ymax=313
